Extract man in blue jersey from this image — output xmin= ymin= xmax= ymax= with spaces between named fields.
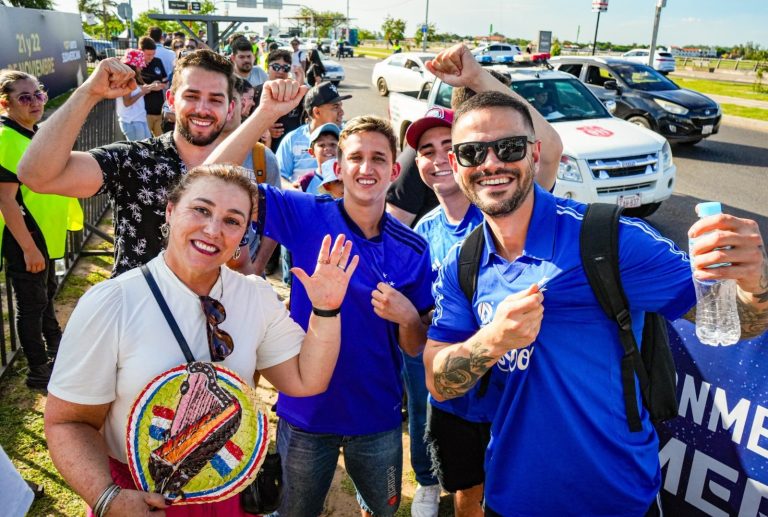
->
xmin=422 ymin=68 xmax=768 ymax=515
xmin=207 ymin=97 xmax=434 ymax=516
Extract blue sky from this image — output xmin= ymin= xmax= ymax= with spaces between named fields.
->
xmin=58 ymin=0 xmax=767 ymax=48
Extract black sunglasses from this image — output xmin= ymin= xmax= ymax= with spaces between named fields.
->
xmin=269 ymin=63 xmax=292 ymax=73
xmin=200 ymin=296 xmax=234 ymax=362
xmin=452 ymin=136 xmax=536 ymax=167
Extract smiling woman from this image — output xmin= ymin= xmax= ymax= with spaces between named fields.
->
xmin=43 ymin=163 xmax=360 ymax=516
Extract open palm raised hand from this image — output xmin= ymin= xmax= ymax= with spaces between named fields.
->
xmin=292 ymin=234 xmax=359 ymax=311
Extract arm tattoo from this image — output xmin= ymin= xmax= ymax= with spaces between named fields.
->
xmin=433 ymin=342 xmax=495 ymax=398
xmin=754 ymin=246 xmax=768 ymax=304
xmin=737 ymin=295 xmax=768 ymax=339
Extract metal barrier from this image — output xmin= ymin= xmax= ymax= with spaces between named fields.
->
xmin=0 ymin=98 xmax=118 ymax=380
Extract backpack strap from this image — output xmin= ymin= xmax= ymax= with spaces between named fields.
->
xmin=252 ymin=142 xmax=267 ymax=184
xmin=457 ymin=224 xmax=493 ymax=396
xmin=579 ymin=204 xmax=649 ymax=432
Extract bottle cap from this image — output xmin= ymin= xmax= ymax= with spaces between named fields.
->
xmin=696 ymin=202 xmax=722 ymax=218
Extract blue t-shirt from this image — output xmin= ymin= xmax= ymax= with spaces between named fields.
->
xmin=414 ymin=203 xmax=501 ymax=422
xmin=275 ymin=124 xmax=316 ymax=182
xmin=429 ymin=185 xmax=695 ymax=516
xmin=261 ymin=186 xmax=434 ymax=435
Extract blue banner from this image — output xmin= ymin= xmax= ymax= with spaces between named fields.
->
xmin=0 ymin=6 xmax=87 ymax=99
xmin=659 ymin=319 xmax=768 ymax=516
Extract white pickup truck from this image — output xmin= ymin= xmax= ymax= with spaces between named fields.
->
xmin=388 ymin=65 xmax=677 ymax=217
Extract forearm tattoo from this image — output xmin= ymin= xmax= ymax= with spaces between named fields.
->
xmin=433 ymin=342 xmax=495 ymax=398
xmin=754 ymin=246 xmax=768 ymax=304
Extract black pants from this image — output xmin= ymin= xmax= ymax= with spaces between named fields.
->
xmin=7 ymin=258 xmax=62 ymax=367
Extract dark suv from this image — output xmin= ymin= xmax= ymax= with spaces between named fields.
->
xmin=551 ymin=56 xmax=721 ymax=145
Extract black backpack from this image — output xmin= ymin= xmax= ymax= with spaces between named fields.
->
xmin=457 ymin=203 xmax=678 ymax=432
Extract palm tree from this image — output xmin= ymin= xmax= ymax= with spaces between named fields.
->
xmin=6 ymin=0 xmax=54 ymax=9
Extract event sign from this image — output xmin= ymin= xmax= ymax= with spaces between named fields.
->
xmin=659 ymin=319 xmax=768 ymax=515
xmin=0 ymin=6 xmax=87 ymax=99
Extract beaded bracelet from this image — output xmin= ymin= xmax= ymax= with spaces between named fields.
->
xmin=93 ymin=483 xmax=121 ymax=517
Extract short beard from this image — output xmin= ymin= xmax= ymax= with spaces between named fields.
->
xmin=177 ymin=116 xmax=223 ymax=147
xmin=460 ymin=157 xmax=535 ymax=217
xmin=238 ymin=63 xmax=252 ymax=73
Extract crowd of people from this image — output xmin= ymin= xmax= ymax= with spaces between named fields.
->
xmin=0 ymin=28 xmax=766 ymax=517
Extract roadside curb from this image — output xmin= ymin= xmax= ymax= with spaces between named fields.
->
xmin=721 ymin=114 xmax=768 ymax=133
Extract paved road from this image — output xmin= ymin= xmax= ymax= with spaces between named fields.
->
xmin=335 ymin=57 xmax=768 ymax=250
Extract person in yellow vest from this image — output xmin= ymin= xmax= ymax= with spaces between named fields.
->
xmin=0 ymin=70 xmax=83 ymax=389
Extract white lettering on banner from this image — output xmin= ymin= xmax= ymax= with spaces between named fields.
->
xmin=709 ymin=387 xmax=751 ymax=444
xmin=659 ymin=438 xmax=768 ymax=515
xmin=747 ymin=405 xmax=768 ymax=459
xmin=679 ymin=374 xmax=711 ymax=424
xmin=497 ymin=346 xmax=534 ymax=373
xmin=739 ymin=479 xmax=768 ymax=517
xmin=685 ymin=450 xmax=737 ymax=517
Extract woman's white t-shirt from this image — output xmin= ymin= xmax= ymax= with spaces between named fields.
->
xmin=116 ymin=86 xmax=148 ymax=124
xmin=48 ymin=253 xmax=304 ymax=463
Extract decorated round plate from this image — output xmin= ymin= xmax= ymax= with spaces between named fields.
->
xmin=126 ymin=361 xmax=268 ymax=504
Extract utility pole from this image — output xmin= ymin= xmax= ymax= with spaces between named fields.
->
xmin=422 ymin=0 xmax=429 ymax=52
xmin=648 ymin=0 xmax=667 ymax=67
xmin=590 ymin=0 xmax=608 ymax=56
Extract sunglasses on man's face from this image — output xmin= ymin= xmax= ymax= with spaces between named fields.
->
xmin=13 ymin=90 xmax=48 ymax=106
xmin=452 ymin=136 xmax=536 ymax=167
xmin=200 ymin=296 xmax=234 ymax=362
xmin=269 ymin=63 xmax=292 ymax=73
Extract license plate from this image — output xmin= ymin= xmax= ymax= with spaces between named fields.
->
xmin=618 ymin=194 xmax=641 ymax=208
xmin=702 ymin=125 xmax=713 ymax=135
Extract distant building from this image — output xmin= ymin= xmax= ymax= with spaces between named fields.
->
xmin=670 ymin=46 xmax=718 ymax=58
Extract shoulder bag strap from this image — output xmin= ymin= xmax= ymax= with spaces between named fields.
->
xmin=141 ymin=264 xmax=196 ymax=363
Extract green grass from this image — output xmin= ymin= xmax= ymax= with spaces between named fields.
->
xmin=671 ymin=76 xmax=768 ymax=102
xmin=720 ymin=103 xmax=768 ymax=121
xmin=356 ymin=46 xmax=393 ymax=59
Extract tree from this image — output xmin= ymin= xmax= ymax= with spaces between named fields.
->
xmin=551 ymin=40 xmax=562 ymax=56
xmin=6 ymin=0 xmax=53 ymax=9
xmin=381 ymin=16 xmax=405 ymax=45
xmin=132 ymin=9 xmax=176 ymax=39
xmin=357 ymin=28 xmax=377 ymax=41
xmin=296 ymin=7 xmax=346 ymax=38
xmin=414 ymin=22 xmax=436 ymax=47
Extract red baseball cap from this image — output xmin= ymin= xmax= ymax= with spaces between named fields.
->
xmin=405 ymin=106 xmax=454 ymax=150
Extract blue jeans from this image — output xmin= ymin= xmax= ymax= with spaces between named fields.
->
xmin=276 ymin=420 xmax=402 ymax=516
xmin=401 ymin=351 xmax=439 ymax=487
xmin=280 ymin=245 xmax=292 ymax=287
xmin=119 ymin=120 xmax=152 ymax=141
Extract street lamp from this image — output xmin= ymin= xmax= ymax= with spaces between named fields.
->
xmin=648 ymin=0 xmax=667 ymax=67
xmin=422 ymin=0 xmax=429 ymax=52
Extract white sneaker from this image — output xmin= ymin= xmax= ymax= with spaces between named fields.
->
xmin=411 ymin=483 xmax=440 ymax=517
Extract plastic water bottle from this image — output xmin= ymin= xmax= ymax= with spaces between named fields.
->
xmin=691 ymin=202 xmax=740 ymax=346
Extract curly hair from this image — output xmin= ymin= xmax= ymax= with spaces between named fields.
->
xmin=170 ymin=49 xmax=234 ymax=101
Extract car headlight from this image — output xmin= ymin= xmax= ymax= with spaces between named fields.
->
xmin=653 ymin=98 xmax=689 ymax=115
xmin=660 ymin=141 xmax=674 ymax=171
xmin=557 ymin=155 xmax=582 ymax=182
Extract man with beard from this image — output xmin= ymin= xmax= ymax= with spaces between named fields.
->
xmin=231 ymin=36 xmax=268 ymax=88
xmin=18 ymin=50 xmax=296 ymax=276
xmin=423 ymin=89 xmax=768 ymax=515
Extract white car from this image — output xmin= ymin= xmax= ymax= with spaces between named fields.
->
xmin=622 ymin=49 xmax=676 ymax=74
xmin=472 ymin=43 xmax=522 ymax=64
xmin=371 ymin=52 xmax=436 ymax=96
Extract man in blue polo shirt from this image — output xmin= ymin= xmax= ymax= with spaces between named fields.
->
xmin=207 ymin=104 xmax=434 ymax=516
xmin=422 ymin=88 xmax=768 ymax=514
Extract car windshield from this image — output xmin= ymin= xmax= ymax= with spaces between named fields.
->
xmin=434 ymin=77 xmax=610 ymax=122
xmin=510 ymin=79 xmax=610 ymax=122
xmin=610 ymin=62 xmax=679 ymax=91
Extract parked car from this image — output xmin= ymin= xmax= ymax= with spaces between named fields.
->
xmin=330 ymin=40 xmax=354 ymax=58
xmin=622 ymin=48 xmax=676 ymax=74
xmin=371 ymin=52 xmax=436 ymax=96
xmin=388 ymin=64 xmax=677 ymax=217
xmin=551 ymin=56 xmax=720 ymax=144
xmin=471 ymin=43 xmax=522 ymax=64
xmin=82 ymin=33 xmax=115 ymax=63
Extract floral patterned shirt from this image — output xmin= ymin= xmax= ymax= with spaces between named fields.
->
xmin=89 ymin=133 xmax=185 ymax=276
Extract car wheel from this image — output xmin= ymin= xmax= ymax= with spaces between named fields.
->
xmin=678 ymin=138 xmax=703 ymax=146
xmin=627 ymin=115 xmax=652 ymax=129
xmin=377 ymin=78 xmax=389 ymax=96
xmin=623 ymin=202 xmax=661 ymax=218
xmin=86 ymin=47 xmax=98 ymax=63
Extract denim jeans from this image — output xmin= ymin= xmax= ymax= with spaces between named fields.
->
xmin=280 ymin=245 xmax=292 ymax=287
xmin=401 ymin=351 xmax=439 ymax=487
xmin=119 ymin=120 xmax=152 ymax=141
xmin=8 ymin=259 xmax=62 ymax=367
xmin=276 ymin=420 xmax=402 ymax=516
